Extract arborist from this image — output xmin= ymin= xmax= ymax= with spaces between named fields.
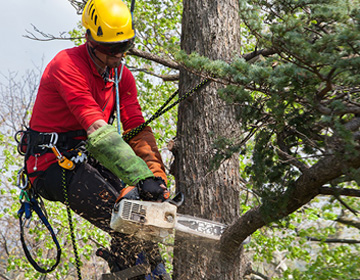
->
xmin=21 ymin=0 xmax=170 ymax=278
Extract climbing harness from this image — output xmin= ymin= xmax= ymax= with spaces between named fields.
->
xmin=15 ymin=129 xmax=86 ymax=276
xmin=123 ymin=78 xmax=211 ymax=142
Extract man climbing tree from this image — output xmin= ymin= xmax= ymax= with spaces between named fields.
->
xmin=20 ymin=0 xmax=170 ymax=278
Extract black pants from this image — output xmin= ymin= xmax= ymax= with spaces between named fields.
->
xmin=34 ymin=160 xmax=164 ymax=275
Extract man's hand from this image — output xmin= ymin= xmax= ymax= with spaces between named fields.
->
xmin=137 ymin=177 xmax=169 ymax=201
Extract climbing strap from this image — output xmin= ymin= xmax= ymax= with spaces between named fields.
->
xmin=62 ymin=168 xmax=82 ymax=279
xmin=17 ymin=189 xmax=61 ymax=273
xmin=123 ymin=78 xmax=211 ymax=142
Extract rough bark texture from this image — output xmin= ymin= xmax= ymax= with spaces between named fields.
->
xmin=171 ymin=1 xmax=248 ymax=279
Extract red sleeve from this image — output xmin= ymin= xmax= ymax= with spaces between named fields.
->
xmin=119 ymin=67 xmax=145 ymax=131
xmin=49 ymin=53 xmax=107 ymax=130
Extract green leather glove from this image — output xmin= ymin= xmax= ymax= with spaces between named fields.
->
xmin=87 ymin=125 xmax=154 ymax=186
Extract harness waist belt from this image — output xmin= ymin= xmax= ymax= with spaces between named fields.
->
xmin=19 ymin=129 xmax=87 ymax=157
xmin=30 ymin=129 xmax=86 ymax=149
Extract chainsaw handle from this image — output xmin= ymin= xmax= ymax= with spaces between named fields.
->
xmin=116 ymin=187 xmax=184 ymax=207
xmin=166 ymin=192 xmax=184 ymax=207
xmin=116 ymin=186 xmax=140 ymax=203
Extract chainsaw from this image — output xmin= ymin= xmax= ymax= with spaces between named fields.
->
xmin=110 ymin=187 xmax=229 ymax=242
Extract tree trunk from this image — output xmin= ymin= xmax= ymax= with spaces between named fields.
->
xmin=171 ymin=1 xmax=248 ymax=279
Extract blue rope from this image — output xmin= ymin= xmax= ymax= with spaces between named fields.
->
xmin=115 ymin=61 xmax=126 ymax=134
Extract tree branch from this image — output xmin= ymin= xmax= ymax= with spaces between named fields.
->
xmin=129 ymin=67 xmax=179 ymax=81
xmin=335 ymin=195 xmax=358 ymax=215
xmin=241 ymin=48 xmax=277 ymax=61
xmin=306 ymin=236 xmax=360 ymax=244
xmin=24 ymin=24 xmax=83 ymax=42
xmin=127 ymin=48 xmax=180 ymax=70
xmin=67 ymin=0 xmax=86 ymax=14
xmin=319 ymin=187 xmax=360 ymax=197
xmin=22 ymin=24 xmax=278 ymax=80
xmin=336 ymin=217 xmax=360 ymax=229
xmin=248 ymin=268 xmax=270 ymax=280
xmin=274 ymin=145 xmax=309 ymax=172
xmin=0 ymin=273 xmax=11 ymax=280
xmin=220 ymin=146 xmax=360 ymax=262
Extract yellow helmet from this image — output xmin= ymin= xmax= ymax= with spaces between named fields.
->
xmin=82 ymin=0 xmax=135 ymax=55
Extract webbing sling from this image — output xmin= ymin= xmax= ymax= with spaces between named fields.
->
xmin=18 ymin=192 xmax=61 ymax=273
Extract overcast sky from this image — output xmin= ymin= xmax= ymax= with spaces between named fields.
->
xmin=1 ymin=1 xmax=81 ymax=81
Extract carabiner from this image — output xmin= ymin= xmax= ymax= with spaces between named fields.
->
xmin=39 ymin=132 xmax=59 ymax=148
xmin=17 ymin=168 xmax=29 ymax=190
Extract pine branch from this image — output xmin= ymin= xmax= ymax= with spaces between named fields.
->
xmin=274 ymin=145 xmax=309 ymax=172
xmin=242 ymin=48 xmax=277 ymax=61
xmin=220 ymin=145 xmax=360 ymax=261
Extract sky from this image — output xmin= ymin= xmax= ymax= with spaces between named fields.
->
xmin=1 ymin=0 xmax=81 ymax=81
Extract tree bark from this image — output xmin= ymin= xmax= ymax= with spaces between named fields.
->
xmin=172 ymin=1 xmax=248 ymax=279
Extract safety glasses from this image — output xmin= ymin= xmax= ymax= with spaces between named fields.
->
xmin=93 ymin=38 xmax=135 ymax=56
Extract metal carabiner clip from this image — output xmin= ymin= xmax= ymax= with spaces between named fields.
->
xmin=17 ymin=168 xmax=29 ymax=190
xmin=49 ymin=132 xmax=59 ymax=147
xmin=39 ymin=132 xmax=59 ymax=148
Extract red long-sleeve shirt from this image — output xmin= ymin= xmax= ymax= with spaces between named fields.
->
xmin=27 ymin=43 xmax=145 ymax=180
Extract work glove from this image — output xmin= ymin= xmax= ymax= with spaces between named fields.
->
xmin=137 ymin=177 xmax=169 ymax=201
xmin=87 ymin=125 xmax=154 ymax=186
xmin=126 ymin=126 xmax=167 ymax=185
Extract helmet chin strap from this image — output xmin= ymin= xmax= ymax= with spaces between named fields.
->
xmin=86 ymin=42 xmax=107 ymax=70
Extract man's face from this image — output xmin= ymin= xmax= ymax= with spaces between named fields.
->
xmin=96 ymin=51 xmax=124 ymax=68
xmin=88 ymin=41 xmax=124 ymax=68
xmin=88 ymin=38 xmax=134 ymax=68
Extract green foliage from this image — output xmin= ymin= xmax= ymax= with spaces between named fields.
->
xmin=246 ymin=200 xmax=360 ymax=279
xmin=68 ymin=22 xmax=86 ymax=46
xmin=175 ymin=0 xmax=360 ymax=203
xmin=171 ymin=0 xmax=360 ymax=278
xmin=133 ymin=0 xmax=182 ymax=56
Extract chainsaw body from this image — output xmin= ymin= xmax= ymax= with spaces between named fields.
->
xmin=110 ymin=199 xmax=177 ymax=242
